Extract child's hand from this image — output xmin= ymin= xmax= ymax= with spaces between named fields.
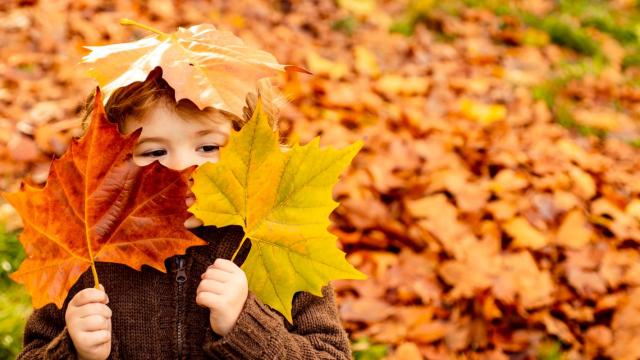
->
xmin=65 ymin=284 xmax=112 ymax=360
xmin=196 ymin=258 xmax=249 ymax=336
xmin=184 ymin=189 xmax=203 ymax=229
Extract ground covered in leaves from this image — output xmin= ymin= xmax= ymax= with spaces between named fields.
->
xmin=1 ymin=0 xmax=640 ymax=359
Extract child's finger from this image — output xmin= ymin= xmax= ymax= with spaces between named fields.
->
xmin=211 ymin=258 xmax=238 ymax=273
xmin=84 ymin=329 xmax=111 ymax=347
xmin=71 ymin=288 xmax=108 ymax=307
xmin=80 ymin=314 xmax=110 ymax=332
xmin=197 ymin=279 xmax=226 ymax=295
xmin=201 ymin=268 xmax=232 ymax=281
xmin=77 ymin=303 xmax=112 ymax=319
xmin=195 ymin=291 xmax=219 ymax=309
xmin=184 ymin=216 xmax=203 ymax=229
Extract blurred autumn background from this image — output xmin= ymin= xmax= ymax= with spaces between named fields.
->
xmin=1 ymin=0 xmax=640 ymax=358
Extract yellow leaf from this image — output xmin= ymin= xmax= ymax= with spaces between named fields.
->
xmin=573 ymin=108 xmax=624 ymax=131
xmin=626 ymin=199 xmax=640 ymax=222
xmin=459 ymin=98 xmax=506 ymax=125
xmin=189 ymin=97 xmax=367 ymax=323
xmin=555 ymin=209 xmax=592 ymax=249
xmin=522 ymin=28 xmax=550 ymax=46
xmin=568 ymin=166 xmax=596 ymax=200
xmin=306 ymin=52 xmax=349 ymax=80
xmin=337 ymin=0 xmax=377 ymax=17
xmin=489 ymin=169 xmax=529 ymax=194
xmin=354 ymin=46 xmax=380 ymax=78
xmin=503 ymin=216 xmax=548 ymax=250
xmin=409 ymin=0 xmax=436 ymax=13
xmin=80 ymin=19 xmax=309 ymax=120
xmin=392 ymin=342 xmax=424 ymax=359
xmin=374 ymin=74 xmax=430 ymax=97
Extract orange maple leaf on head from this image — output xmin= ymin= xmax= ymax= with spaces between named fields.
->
xmin=80 ymin=19 xmax=311 ymax=121
xmin=1 ymin=88 xmax=207 ymax=309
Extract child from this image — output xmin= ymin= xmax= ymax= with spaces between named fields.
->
xmin=16 ymin=67 xmax=354 ymax=359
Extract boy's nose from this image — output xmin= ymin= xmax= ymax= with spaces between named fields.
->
xmin=165 ymin=153 xmax=197 ymax=171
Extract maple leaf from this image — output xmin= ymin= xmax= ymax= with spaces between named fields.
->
xmin=1 ymin=88 xmax=207 ymax=309
xmin=188 ymin=97 xmax=367 ymax=323
xmin=80 ymin=19 xmax=310 ymax=121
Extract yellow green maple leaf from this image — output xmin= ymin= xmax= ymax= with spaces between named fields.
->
xmin=188 ymin=97 xmax=367 ymax=323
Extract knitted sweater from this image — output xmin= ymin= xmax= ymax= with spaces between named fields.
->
xmin=17 ymin=225 xmax=353 ymax=359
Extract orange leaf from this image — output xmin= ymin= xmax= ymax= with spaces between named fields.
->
xmin=81 ymin=19 xmax=310 ymax=120
xmin=2 ymin=88 xmax=206 ymax=309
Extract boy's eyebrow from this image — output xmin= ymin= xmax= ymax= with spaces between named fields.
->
xmin=195 ymin=129 xmax=226 ymax=136
xmin=137 ymin=137 xmax=167 ymax=146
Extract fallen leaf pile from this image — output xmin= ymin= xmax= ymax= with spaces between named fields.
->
xmin=1 ymin=0 xmax=640 ymax=358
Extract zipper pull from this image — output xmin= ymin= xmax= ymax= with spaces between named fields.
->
xmin=175 ymin=256 xmax=187 ymax=283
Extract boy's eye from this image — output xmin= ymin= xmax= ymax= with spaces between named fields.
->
xmin=140 ymin=149 xmax=167 ymax=157
xmin=197 ymin=145 xmax=220 ymax=153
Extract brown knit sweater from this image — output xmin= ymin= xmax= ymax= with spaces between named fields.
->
xmin=17 ymin=225 xmax=353 ymax=359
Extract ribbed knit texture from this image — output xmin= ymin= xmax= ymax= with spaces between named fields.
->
xmin=16 ymin=225 xmax=353 ymax=359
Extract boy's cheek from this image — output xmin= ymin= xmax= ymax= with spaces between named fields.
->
xmin=185 ymin=192 xmax=195 ymax=206
xmin=184 ymin=215 xmax=203 ymax=229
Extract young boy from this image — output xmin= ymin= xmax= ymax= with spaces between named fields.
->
xmin=17 ymin=67 xmax=353 ymax=359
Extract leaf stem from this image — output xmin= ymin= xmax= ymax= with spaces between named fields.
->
xmin=89 ymin=261 xmax=99 ymax=288
xmin=231 ymin=233 xmax=248 ymax=262
xmin=85 ymin=105 xmax=100 ymax=289
xmin=84 ymin=208 xmax=99 ymax=287
xmin=119 ymin=18 xmax=169 ymax=39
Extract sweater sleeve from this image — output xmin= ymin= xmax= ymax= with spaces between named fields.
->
xmin=202 ymin=282 xmax=352 ymax=359
xmin=17 ymin=295 xmax=121 ymax=360
xmin=17 ymin=304 xmax=78 ymax=360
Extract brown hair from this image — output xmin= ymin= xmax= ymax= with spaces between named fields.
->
xmin=80 ymin=66 xmax=282 ymax=134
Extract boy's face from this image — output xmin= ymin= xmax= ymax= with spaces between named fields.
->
xmin=123 ymin=102 xmax=232 ymax=170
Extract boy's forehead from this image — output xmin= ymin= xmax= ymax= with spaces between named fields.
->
xmin=125 ymin=103 xmax=231 ymax=135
